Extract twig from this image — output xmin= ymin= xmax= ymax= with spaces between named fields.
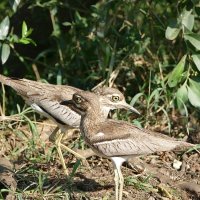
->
xmin=32 ymin=63 xmax=41 ymax=81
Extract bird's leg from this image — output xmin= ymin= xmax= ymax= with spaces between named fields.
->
xmin=49 ymin=126 xmax=60 ymax=142
xmin=50 ymin=127 xmax=86 ymax=159
xmin=74 ymin=148 xmax=96 ymax=159
xmin=118 ymin=168 xmax=124 ymax=200
xmin=55 ymin=132 xmax=69 ymax=175
xmin=59 ymin=128 xmax=86 ymax=160
xmin=60 ymin=143 xmax=86 ymax=160
xmin=114 ymin=168 xmax=119 ymax=200
xmin=48 ymin=127 xmax=69 ymax=175
xmin=50 ymin=127 xmax=86 ymax=175
xmin=62 ymin=128 xmax=78 ymax=140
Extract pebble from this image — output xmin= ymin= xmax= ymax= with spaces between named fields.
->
xmin=172 ymin=159 xmax=182 ymax=170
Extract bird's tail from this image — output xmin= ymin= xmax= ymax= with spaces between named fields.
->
xmin=0 ymin=74 xmax=34 ymax=97
xmin=0 ymin=74 xmax=11 ymax=85
xmin=0 ymin=74 xmax=25 ymax=88
xmin=174 ymin=141 xmax=196 ymax=152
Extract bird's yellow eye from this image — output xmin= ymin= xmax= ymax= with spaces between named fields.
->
xmin=74 ymin=95 xmax=82 ymax=104
xmin=112 ymin=95 xmax=120 ymax=102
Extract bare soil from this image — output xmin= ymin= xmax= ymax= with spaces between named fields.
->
xmin=0 ymin=119 xmax=200 ymax=200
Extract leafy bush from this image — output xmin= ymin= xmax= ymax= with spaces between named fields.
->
xmin=0 ymin=0 xmax=200 ymax=132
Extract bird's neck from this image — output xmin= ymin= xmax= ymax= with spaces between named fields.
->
xmin=80 ymin=108 xmax=104 ymax=142
xmin=100 ymin=106 xmax=112 ymax=119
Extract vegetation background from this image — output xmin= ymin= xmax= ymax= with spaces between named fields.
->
xmin=0 ymin=0 xmax=200 ymax=199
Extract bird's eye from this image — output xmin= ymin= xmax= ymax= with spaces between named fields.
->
xmin=112 ymin=95 xmax=120 ymax=102
xmin=74 ymin=95 xmax=82 ymax=104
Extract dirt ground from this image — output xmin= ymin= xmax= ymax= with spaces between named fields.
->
xmin=0 ymin=118 xmax=200 ymax=200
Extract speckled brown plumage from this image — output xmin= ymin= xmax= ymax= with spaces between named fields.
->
xmin=0 ymin=74 xmax=139 ymax=130
xmin=67 ymin=90 xmax=196 ymax=200
xmin=0 ymin=74 xmax=140 ymax=176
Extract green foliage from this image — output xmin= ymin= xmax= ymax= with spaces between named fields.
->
xmin=187 ymin=78 xmax=200 ymax=108
xmin=167 ymin=55 xmax=187 ymax=88
xmin=0 ymin=16 xmax=10 ymax=40
xmin=164 ymin=1 xmax=200 ymax=115
xmin=1 ymin=2 xmax=200 ymax=199
xmin=0 ymin=14 xmax=35 ymax=64
xmin=19 ymin=21 xmax=36 ymax=46
xmin=9 ymin=0 xmax=21 ymax=12
xmin=1 ymin=0 xmax=200 ymax=127
xmin=125 ymin=175 xmax=154 ymax=191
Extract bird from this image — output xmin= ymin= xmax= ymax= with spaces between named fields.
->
xmin=0 ymin=74 xmax=140 ymax=175
xmin=65 ymin=90 xmax=196 ymax=200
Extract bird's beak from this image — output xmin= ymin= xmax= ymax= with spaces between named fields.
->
xmin=119 ymin=102 xmax=140 ymax=115
xmin=60 ymin=99 xmax=85 ymax=116
xmin=60 ymin=99 xmax=78 ymax=111
xmin=60 ymin=99 xmax=73 ymax=106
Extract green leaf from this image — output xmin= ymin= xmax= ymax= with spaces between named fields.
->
xmin=167 ymin=55 xmax=187 ymax=88
xmin=19 ymin=38 xmax=36 ymax=46
xmin=176 ymin=84 xmax=188 ymax=111
xmin=9 ymin=0 xmax=21 ymax=12
xmin=185 ymin=144 xmax=200 ymax=154
xmin=74 ymin=11 xmax=88 ymax=28
xmin=165 ymin=19 xmax=181 ymax=40
xmin=56 ymin=70 xmax=62 ymax=85
xmin=176 ymin=84 xmax=188 ymax=103
xmin=0 ymin=17 xmax=10 ymax=40
xmin=62 ymin=22 xmax=72 ymax=27
xmin=191 ymin=54 xmax=200 ymax=71
xmin=187 ymin=79 xmax=200 ymax=108
xmin=24 ymin=38 xmax=36 ymax=46
xmin=181 ymin=9 xmax=194 ymax=31
xmin=191 ymin=0 xmax=199 ymax=4
xmin=130 ymin=92 xmax=144 ymax=106
xmin=26 ymin=28 xmax=33 ymax=37
xmin=1 ymin=43 xmax=10 ymax=64
xmin=19 ymin=38 xmax=30 ymax=44
xmin=70 ymin=160 xmax=81 ymax=178
xmin=184 ymin=32 xmax=200 ymax=50
xmin=22 ymin=21 xmax=28 ymax=38
xmin=148 ymin=88 xmax=162 ymax=105
xmin=75 ymin=11 xmax=82 ymax=21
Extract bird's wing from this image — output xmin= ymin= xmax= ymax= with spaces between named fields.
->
xmin=0 ymin=75 xmax=81 ymax=102
xmin=22 ymin=82 xmax=81 ymax=127
xmin=91 ymin=120 xmax=193 ymax=157
xmin=0 ymin=75 xmax=81 ymax=127
xmin=34 ymin=96 xmax=81 ymax=127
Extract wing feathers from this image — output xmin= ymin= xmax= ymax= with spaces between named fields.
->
xmin=89 ymin=120 xmax=193 ymax=157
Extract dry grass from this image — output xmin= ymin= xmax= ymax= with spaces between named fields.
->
xmin=0 ymin=108 xmax=200 ymax=200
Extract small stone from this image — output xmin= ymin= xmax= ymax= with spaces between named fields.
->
xmin=172 ymin=159 xmax=182 ymax=170
xmin=148 ymin=196 xmax=155 ymax=200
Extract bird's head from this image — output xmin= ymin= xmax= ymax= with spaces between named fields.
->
xmin=62 ymin=91 xmax=101 ymax=116
xmin=94 ymin=87 xmax=140 ymax=116
xmin=62 ymin=88 xmax=140 ymax=117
